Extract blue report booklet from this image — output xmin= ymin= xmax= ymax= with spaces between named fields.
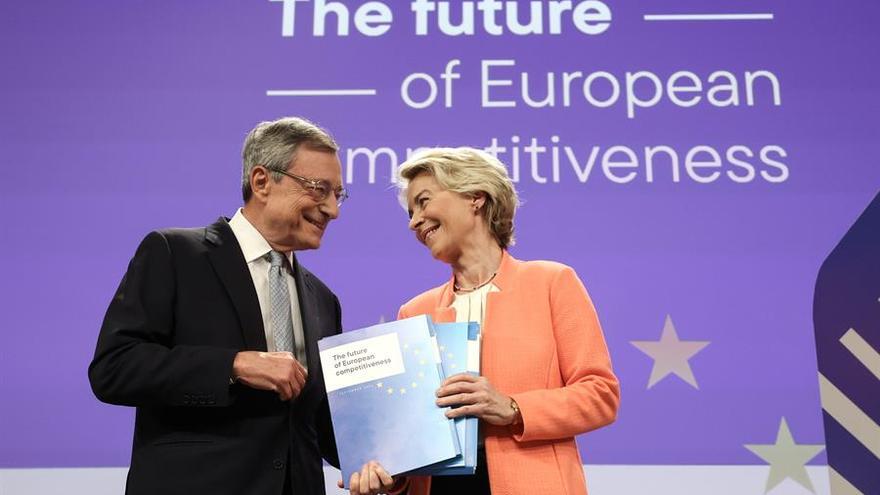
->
xmin=409 ymin=322 xmax=482 ymax=476
xmin=318 ymin=315 xmax=460 ymax=487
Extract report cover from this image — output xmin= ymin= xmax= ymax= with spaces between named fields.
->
xmin=318 ymin=315 xmax=460 ymax=487
xmin=409 ymin=321 xmax=481 ymax=476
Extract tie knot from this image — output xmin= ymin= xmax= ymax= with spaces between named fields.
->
xmin=269 ymin=250 xmax=287 ymax=268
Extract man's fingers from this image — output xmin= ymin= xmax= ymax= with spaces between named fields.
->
xmin=369 ymin=466 xmax=381 ymax=492
xmin=347 ymin=461 xmax=393 ymax=494
xmin=349 ymin=473 xmax=360 ymax=495
xmin=293 ymin=363 xmax=307 ymax=386
xmin=275 ymin=358 xmax=305 ymax=400
xmin=236 ymin=351 xmax=309 ymax=400
xmin=359 ymin=464 xmax=371 ymax=495
xmin=290 ymin=367 xmax=306 ymax=399
xmin=290 ymin=381 xmax=303 ymax=400
xmin=376 ymin=465 xmax=394 ymax=488
xmin=277 ymin=380 xmax=293 ymax=401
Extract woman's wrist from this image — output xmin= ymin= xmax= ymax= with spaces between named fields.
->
xmin=508 ymin=397 xmax=522 ymax=426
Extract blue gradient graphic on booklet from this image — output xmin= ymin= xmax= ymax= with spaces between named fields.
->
xmin=318 ymin=315 xmax=460 ymax=486
xmin=409 ymin=322 xmax=482 ymax=476
xmin=464 ymin=323 xmax=481 ymax=470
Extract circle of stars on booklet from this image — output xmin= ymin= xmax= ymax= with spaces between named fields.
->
xmin=373 ymin=341 xmax=452 ymax=396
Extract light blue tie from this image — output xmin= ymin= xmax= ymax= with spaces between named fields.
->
xmin=268 ymin=251 xmax=295 ymax=353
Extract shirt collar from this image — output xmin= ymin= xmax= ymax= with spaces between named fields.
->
xmin=228 ymin=208 xmax=293 ymax=265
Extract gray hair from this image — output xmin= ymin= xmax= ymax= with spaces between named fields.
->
xmin=241 ymin=116 xmax=338 ymax=202
xmin=397 ymin=147 xmax=520 ymax=248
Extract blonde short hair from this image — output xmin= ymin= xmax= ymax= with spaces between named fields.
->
xmin=397 ymin=147 xmax=519 ymax=248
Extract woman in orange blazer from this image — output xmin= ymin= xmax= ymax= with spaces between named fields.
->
xmin=351 ymin=147 xmax=619 ymax=495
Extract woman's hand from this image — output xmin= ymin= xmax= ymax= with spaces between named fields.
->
xmin=436 ymin=373 xmax=519 ymax=426
xmin=337 ymin=461 xmax=396 ymax=495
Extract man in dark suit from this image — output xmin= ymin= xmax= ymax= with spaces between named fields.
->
xmin=89 ymin=116 xmax=347 ymax=495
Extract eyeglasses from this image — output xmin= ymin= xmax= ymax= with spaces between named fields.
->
xmin=271 ymin=168 xmax=349 ymax=207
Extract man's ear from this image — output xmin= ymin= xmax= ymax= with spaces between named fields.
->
xmin=250 ymin=166 xmax=271 ymax=200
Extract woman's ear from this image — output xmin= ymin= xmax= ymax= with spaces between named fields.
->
xmin=472 ymin=192 xmax=486 ymax=212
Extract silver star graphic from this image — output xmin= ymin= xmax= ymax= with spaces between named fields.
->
xmin=744 ymin=417 xmax=825 ymax=494
xmin=630 ymin=314 xmax=709 ymax=389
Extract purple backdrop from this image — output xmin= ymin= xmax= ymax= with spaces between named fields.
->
xmin=2 ymin=0 xmax=878 ymax=468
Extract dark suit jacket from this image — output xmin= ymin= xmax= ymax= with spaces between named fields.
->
xmin=89 ymin=217 xmax=340 ymax=495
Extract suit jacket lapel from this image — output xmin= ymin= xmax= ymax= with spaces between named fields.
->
xmin=430 ymin=307 xmax=457 ymax=323
xmin=479 ymin=251 xmax=519 ymax=377
xmin=429 ymin=277 xmax=457 ymax=323
xmin=205 ymin=217 xmax=267 ymax=351
xmin=291 ymin=254 xmax=322 ymax=381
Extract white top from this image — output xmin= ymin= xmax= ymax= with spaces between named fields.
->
xmin=451 ymin=283 xmax=499 ymax=325
xmin=228 ymin=208 xmax=308 ymax=366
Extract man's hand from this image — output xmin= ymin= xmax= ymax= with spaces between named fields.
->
xmin=337 ymin=461 xmax=396 ymax=495
xmin=231 ymin=351 xmax=307 ymax=401
xmin=436 ymin=373 xmax=518 ymax=426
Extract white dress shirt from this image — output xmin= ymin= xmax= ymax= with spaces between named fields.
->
xmin=228 ymin=208 xmax=308 ymax=367
xmin=451 ymin=283 xmax=499 ymax=326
